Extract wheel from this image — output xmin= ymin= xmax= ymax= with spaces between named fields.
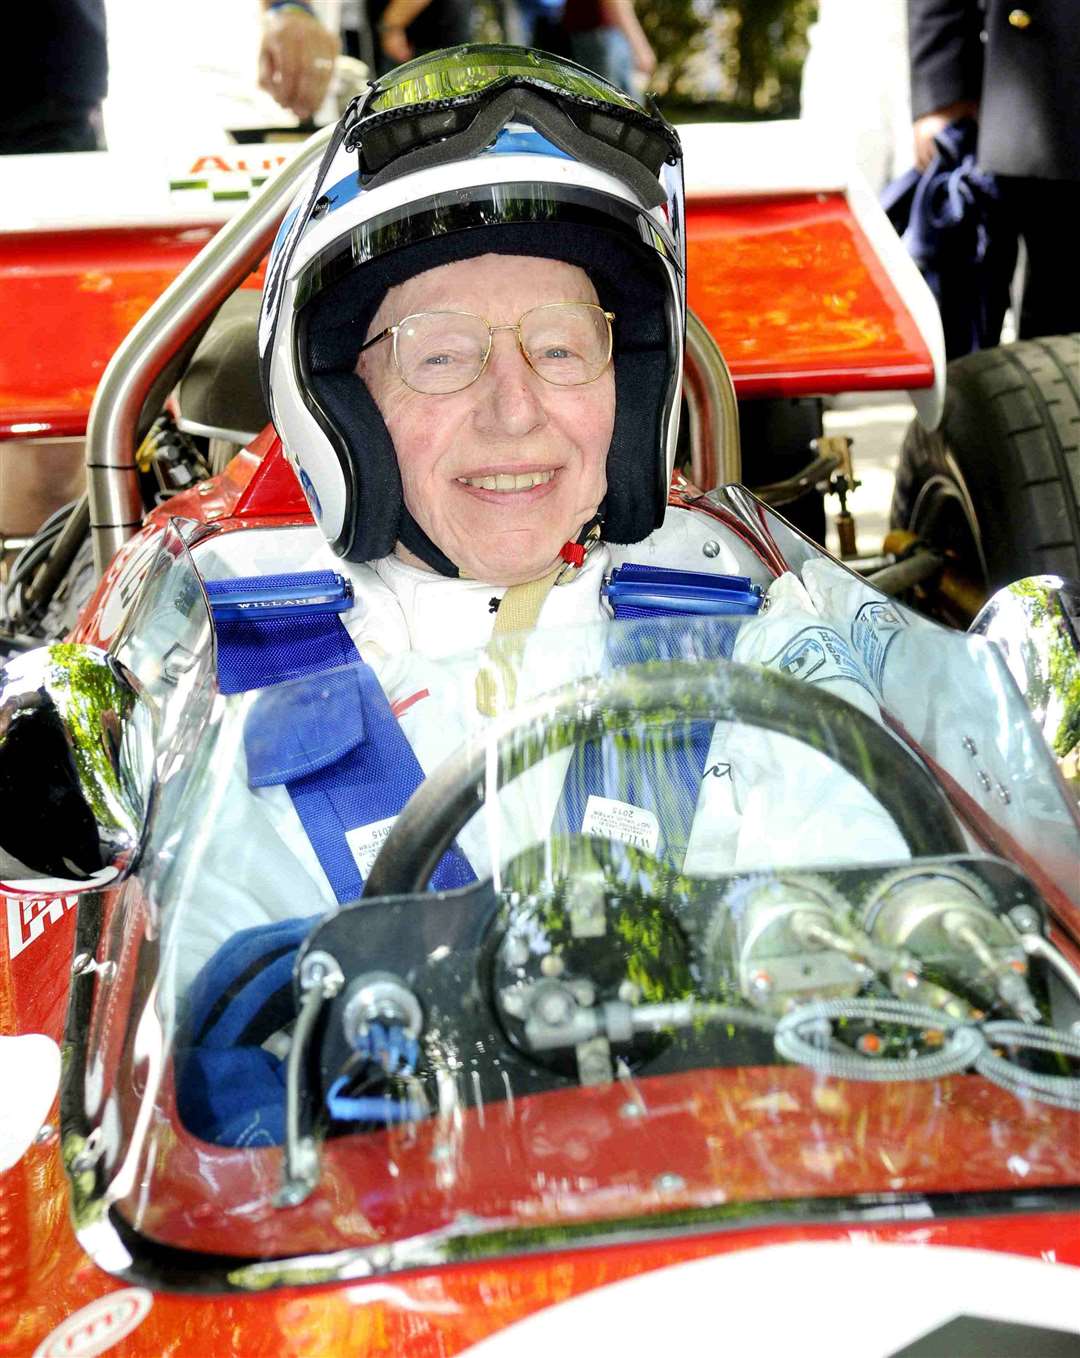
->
xmin=361 ymin=658 xmax=967 ymax=899
xmin=891 ymin=335 xmax=1080 ymax=596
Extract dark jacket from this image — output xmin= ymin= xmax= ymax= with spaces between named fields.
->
xmin=908 ymin=0 xmax=1080 ymax=180
xmin=0 ymin=0 xmax=107 ymax=116
xmin=883 ymin=119 xmax=1017 ymax=357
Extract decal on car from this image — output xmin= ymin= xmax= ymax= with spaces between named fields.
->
xmin=4 ymin=894 xmax=78 ymax=961
xmin=32 ymin=1288 xmax=152 ymax=1358
xmin=459 ymin=1242 xmax=1080 ymax=1358
xmin=0 ymin=1033 xmax=60 ymax=1172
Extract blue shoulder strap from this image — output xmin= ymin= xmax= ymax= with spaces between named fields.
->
xmin=554 ymin=613 xmax=742 ymax=870
xmin=206 ymin=572 xmax=475 ymax=903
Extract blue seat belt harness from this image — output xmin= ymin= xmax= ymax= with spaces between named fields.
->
xmin=205 ymin=570 xmax=476 ymax=903
xmin=182 ymin=565 xmax=759 ymax=1145
xmin=177 ymin=571 xmax=473 ymax=1146
xmin=604 ymin=563 xmax=763 ymax=622
xmin=555 ymin=565 xmax=763 ymax=866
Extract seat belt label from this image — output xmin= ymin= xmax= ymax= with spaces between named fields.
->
xmin=581 ymin=795 xmax=660 ymax=854
xmin=344 ymin=816 xmax=398 ymax=881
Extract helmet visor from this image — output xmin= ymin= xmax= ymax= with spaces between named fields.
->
xmin=293 ymin=180 xmax=680 ymax=315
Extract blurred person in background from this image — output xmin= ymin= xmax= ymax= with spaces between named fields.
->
xmin=363 ymin=0 xmax=472 ymax=74
xmin=259 ymin=0 xmax=341 ymax=122
xmin=502 ymin=0 xmax=569 ymax=51
xmin=0 ymin=0 xmax=107 ymax=153
xmin=562 ymin=0 xmax=656 ymax=96
xmin=909 ymin=0 xmax=1080 ymax=339
xmin=260 ymin=0 xmax=471 ymax=115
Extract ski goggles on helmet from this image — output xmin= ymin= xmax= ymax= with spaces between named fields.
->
xmin=346 ymin=44 xmax=682 ymax=208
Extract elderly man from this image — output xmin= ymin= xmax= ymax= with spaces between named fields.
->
xmin=178 ymin=46 xmax=906 ymax=1145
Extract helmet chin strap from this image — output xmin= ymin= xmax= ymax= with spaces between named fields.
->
xmin=396 ymin=507 xmax=460 ymax=578
xmin=474 ymin=514 xmax=603 ymax=717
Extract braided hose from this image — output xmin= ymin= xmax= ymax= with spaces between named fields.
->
xmin=775 ymin=999 xmax=1080 ymax=1111
xmin=976 ymin=1022 xmax=1080 ymax=1112
xmin=774 ymin=997 xmax=985 ymax=1082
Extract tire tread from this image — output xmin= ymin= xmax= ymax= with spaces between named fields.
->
xmin=891 ymin=334 xmax=1080 ymax=587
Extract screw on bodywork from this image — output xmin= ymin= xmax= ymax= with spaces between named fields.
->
xmin=997 ymin=783 xmax=1012 ymax=804
xmin=70 ymin=1128 xmax=104 ymax=1173
xmin=976 ymin=770 xmax=993 ymax=792
xmin=702 ymin=540 xmax=721 ymax=559
xmin=653 ymin=1172 xmax=686 ymax=1193
xmin=962 ymin=736 xmax=978 ymax=755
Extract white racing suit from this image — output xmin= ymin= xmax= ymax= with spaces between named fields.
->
xmin=172 ymin=521 xmax=1080 ymax=1147
xmin=172 ymin=540 xmax=910 ymax=999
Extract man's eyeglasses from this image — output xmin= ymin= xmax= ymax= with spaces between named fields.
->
xmin=357 ymin=301 xmax=615 ymax=394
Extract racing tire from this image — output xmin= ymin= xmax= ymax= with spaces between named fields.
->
xmin=891 ymin=334 xmax=1080 ymax=593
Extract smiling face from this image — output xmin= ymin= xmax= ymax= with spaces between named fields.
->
xmin=357 ymin=254 xmax=615 ymax=585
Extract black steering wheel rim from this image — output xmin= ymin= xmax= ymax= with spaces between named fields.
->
xmin=362 ymin=658 xmax=968 ymax=899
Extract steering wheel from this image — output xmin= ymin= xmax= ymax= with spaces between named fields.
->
xmin=362 ymin=658 xmax=968 ymax=899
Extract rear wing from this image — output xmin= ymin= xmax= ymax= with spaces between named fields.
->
xmin=0 ymin=123 xmax=944 ymax=444
xmin=681 ymin=121 xmax=944 ymax=428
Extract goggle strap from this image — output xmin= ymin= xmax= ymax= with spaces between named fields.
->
xmin=360 ymin=86 xmax=668 ymax=210
xmin=260 ymin=94 xmax=364 ymax=403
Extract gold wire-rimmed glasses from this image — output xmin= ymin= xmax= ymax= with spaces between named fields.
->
xmin=356 ymin=301 xmax=615 ymax=394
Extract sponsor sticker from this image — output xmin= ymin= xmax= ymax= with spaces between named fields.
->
xmin=581 ymin=796 xmax=660 ymax=854
xmin=33 ymin=1288 xmax=152 ymax=1358
xmin=767 ymin=625 xmax=872 ymax=694
xmin=0 ymin=1033 xmax=61 ymax=1172
xmin=461 ymin=1242 xmax=1080 ymax=1357
xmin=852 ymin=600 xmax=907 ymax=690
xmin=5 ymin=894 xmax=78 ymax=961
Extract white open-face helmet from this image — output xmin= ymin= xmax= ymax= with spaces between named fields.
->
xmin=258 ymin=44 xmax=686 ymax=575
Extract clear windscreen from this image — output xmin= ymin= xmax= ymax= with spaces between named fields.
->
xmin=78 ymin=526 xmax=1080 ymax=1282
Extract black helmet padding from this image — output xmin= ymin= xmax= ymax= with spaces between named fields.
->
xmin=301 ymin=218 xmax=677 ymax=568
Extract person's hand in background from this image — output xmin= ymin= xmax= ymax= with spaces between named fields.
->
xmin=379 ymin=23 xmax=413 ymax=64
xmin=377 ymin=1 xmax=437 ymax=67
xmin=259 ymin=2 xmax=340 ymax=121
xmin=913 ymin=99 xmax=979 ymax=169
